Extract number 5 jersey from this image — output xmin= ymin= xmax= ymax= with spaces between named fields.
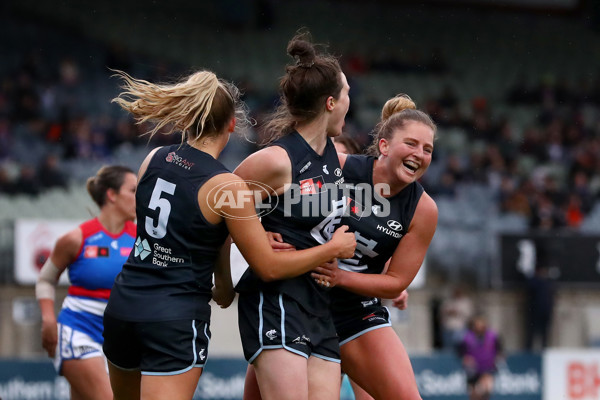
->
xmin=105 ymin=144 xmax=230 ymax=323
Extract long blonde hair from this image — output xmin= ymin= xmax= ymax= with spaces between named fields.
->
xmin=112 ymin=70 xmax=248 ymax=143
xmin=367 ymin=94 xmax=436 ymax=156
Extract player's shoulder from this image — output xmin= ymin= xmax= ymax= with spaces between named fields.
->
xmin=418 ymin=191 xmax=438 ymax=214
xmin=137 ymin=146 xmax=163 ymax=181
xmin=241 ymin=146 xmax=290 ymax=170
xmin=234 ymin=146 xmax=291 ymax=184
xmin=54 ymin=226 xmax=84 ymax=257
xmin=410 ymin=191 xmax=438 ymax=231
xmin=208 ymin=172 xmax=246 ymax=186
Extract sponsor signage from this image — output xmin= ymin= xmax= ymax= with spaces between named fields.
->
xmin=14 ymin=219 xmax=77 ymax=285
xmin=544 ymin=350 xmax=600 ymax=400
xmin=411 ymin=353 xmax=542 ymax=400
xmin=0 ymin=354 xmax=541 ymax=400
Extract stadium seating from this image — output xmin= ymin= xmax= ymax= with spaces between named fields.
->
xmin=1 ymin=1 xmax=599 ymax=288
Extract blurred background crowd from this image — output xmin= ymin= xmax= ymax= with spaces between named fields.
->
xmin=1 ymin=0 xmax=600 ymax=355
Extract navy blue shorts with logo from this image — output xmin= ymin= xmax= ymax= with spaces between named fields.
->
xmin=103 ymin=314 xmax=211 ymax=375
xmin=238 ymin=291 xmax=340 ymax=364
xmin=333 ymin=301 xmax=392 ymax=346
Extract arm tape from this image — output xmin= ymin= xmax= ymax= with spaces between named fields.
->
xmin=35 ymin=258 xmax=61 ymax=300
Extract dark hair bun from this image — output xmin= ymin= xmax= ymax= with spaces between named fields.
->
xmin=86 ymin=176 xmax=97 ymax=195
xmin=287 ymin=35 xmax=316 ymax=68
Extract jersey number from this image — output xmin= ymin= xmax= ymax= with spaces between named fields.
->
xmin=145 ymin=178 xmax=176 ymax=239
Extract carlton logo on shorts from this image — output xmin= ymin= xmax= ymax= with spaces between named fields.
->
xmin=266 ymin=329 xmax=278 ymax=340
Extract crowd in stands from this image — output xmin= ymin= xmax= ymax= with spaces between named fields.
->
xmin=1 ymin=14 xmax=599 ymax=233
xmin=416 ymin=75 xmax=600 ymax=230
xmin=0 ymin=50 xmax=190 ymax=194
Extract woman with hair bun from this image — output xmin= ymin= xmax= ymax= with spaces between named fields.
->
xmin=233 ymin=30 xmax=352 ymax=399
xmin=36 ymin=165 xmax=137 ymax=400
xmin=310 ymin=94 xmax=438 ymax=399
xmin=102 ymin=68 xmax=355 ymax=400
xmin=243 ymin=94 xmax=435 ymax=399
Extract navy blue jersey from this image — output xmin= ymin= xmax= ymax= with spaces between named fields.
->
xmin=331 ymin=154 xmax=424 ymax=315
xmin=105 ymin=144 xmax=230 ymax=322
xmin=238 ymin=132 xmax=345 ymax=317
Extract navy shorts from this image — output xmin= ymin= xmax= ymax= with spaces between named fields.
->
xmin=238 ymin=291 xmax=340 ymax=364
xmin=333 ymin=303 xmax=392 ymax=345
xmin=103 ymin=314 xmax=211 ymax=375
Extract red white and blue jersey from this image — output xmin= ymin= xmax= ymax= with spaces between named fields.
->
xmin=57 ymin=218 xmax=136 ymax=344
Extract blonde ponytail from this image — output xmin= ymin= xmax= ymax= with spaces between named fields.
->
xmin=112 ymin=70 xmax=243 ymax=142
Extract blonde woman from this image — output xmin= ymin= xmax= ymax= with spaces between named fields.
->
xmin=102 ymin=70 xmax=356 ymax=400
xmin=311 ymin=94 xmax=438 ymax=400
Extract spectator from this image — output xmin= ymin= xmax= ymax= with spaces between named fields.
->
xmin=12 ymin=70 xmax=40 ymax=122
xmin=438 ymin=85 xmax=459 ymax=108
xmin=0 ymin=167 xmax=16 ymax=194
xmin=525 ymin=265 xmax=555 ymax=351
xmin=530 ymin=192 xmax=565 ymax=229
xmin=435 ymin=171 xmax=457 ymax=198
xmin=458 ymin=314 xmax=504 ymax=400
xmin=13 ymin=165 xmax=40 ymax=196
xmin=439 ymin=285 xmax=474 ymax=350
xmin=564 ymin=193 xmax=585 ymax=228
xmin=37 ymin=154 xmax=68 ymax=190
xmin=500 ymin=178 xmax=533 ymax=218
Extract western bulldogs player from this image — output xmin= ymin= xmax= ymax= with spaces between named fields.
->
xmin=36 ymin=165 xmax=137 ymax=400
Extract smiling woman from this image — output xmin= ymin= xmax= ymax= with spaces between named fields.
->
xmin=309 ymin=94 xmax=439 ymax=400
xmin=242 ymin=93 xmax=439 ymax=400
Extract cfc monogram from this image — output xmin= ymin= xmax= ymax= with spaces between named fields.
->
xmin=266 ymin=329 xmax=277 ymax=340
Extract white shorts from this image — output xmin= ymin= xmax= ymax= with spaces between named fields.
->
xmin=54 ymin=323 xmax=107 ymax=375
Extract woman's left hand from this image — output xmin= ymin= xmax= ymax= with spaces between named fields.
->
xmin=311 ymin=260 xmax=341 ymax=288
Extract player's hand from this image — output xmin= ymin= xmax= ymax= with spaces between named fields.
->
xmin=41 ymin=319 xmax=58 ymax=358
xmin=330 ymin=225 xmax=356 ymax=259
xmin=212 ymin=285 xmax=236 ymax=309
xmin=391 ymin=290 xmax=409 ymax=310
xmin=266 ymin=231 xmax=295 ymax=252
xmin=311 ymin=260 xmax=341 ymax=289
